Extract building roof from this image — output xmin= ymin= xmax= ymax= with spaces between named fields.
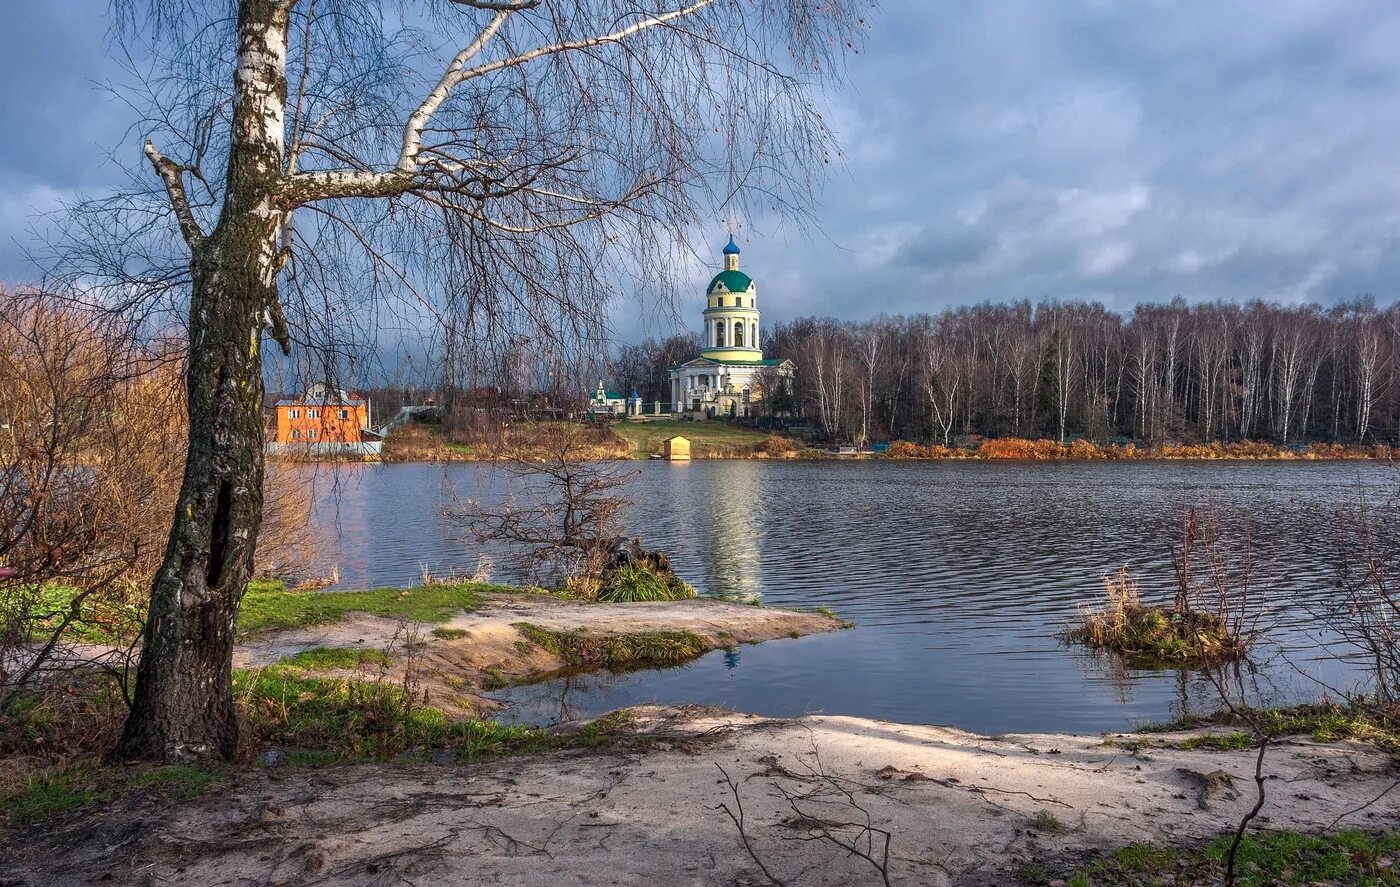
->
xmin=592 ymin=389 xmax=624 ymax=400
xmin=669 ymin=356 xmax=791 ymax=370
xmin=275 ymin=397 xmax=365 ymax=407
xmin=722 ymin=236 xmax=741 ymax=255
xmin=707 ymin=269 xmax=753 ymax=293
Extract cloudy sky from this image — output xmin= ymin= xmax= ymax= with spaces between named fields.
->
xmin=3 ymin=1 xmax=1400 ymax=339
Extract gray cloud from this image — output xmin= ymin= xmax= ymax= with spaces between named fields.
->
xmin=4 ymin=2 xmax=1400 ymax=339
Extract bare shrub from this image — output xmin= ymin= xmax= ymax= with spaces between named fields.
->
xmin=1332 ymin=481 xmax=1400 ymax=704
xmin=0 ymin=291 xmax=178 ymax=706
xmin=449 ymin=424 xmax=636 ymax=585
xmin=0 ymin=290 xmax=318 ymax=708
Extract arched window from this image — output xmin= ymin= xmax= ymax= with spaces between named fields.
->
xmin=715 ymin=323 xmax=725 ymax=347
xmin=750 ymin=322 xmax=757 ymax=348
xmin=733 ymin=321 xmax=744 ymax=347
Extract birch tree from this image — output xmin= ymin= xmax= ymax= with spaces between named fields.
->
xmin=50 ymin=0 xmax=867 ymax=762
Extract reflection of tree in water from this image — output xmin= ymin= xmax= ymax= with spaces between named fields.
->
xmin=1070 ymin=645 xmax=1276 ymax=717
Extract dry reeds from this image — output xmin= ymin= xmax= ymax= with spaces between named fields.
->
xmin=1065 ymin=508 xmax=1257 ymax=666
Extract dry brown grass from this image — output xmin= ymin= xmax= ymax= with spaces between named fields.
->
xmin=877 ymin=436 xmax=1384 ymax=461
xmin=383 ymin=420 xmax=629 ymax=462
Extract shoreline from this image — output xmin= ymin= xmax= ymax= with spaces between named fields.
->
xmin=280 ymin=450 xmax=1392 ymax=464
xmin=234 ymin=590 xmax=845 ymax=715
xmin=6 ymin=705 xmax=1397 ymax=885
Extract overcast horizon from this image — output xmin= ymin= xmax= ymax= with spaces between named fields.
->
xmin=4 ymin=2 xmax=1400 ymax=346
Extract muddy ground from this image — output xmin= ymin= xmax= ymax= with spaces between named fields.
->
xmin=4 ymin=705 xmax=1396 ymax=886
xmin=234 ymin=593 xmax=843 ymax=713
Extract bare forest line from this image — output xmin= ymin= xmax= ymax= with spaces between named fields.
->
xmin=613 ymin=296 xmax=1400 ymax=447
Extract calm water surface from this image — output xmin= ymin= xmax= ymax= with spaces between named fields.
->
xmin=290 ymin=460 xmax=1385 ymax=734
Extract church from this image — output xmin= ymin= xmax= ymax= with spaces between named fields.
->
xmin=669 ymin=237 xmax=794 ymax=419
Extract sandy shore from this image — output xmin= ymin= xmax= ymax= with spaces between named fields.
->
xmin=234 ymin=592 xmax=843 ymax=712
xmin=5 ymin=705 xmax=1396 ymax=886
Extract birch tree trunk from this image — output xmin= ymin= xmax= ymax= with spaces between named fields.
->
xmin=117 ymin=0 xmax=291 ymax=761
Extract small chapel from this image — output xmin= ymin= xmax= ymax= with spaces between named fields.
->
xmin=668 ymin=237 xmax=794 ymax=419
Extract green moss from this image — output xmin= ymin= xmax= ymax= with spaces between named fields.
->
xmin=239 ymin=579 xmax=494 ymax=636
xmin=510 ymin=622 xmax=705 ymax=669
xmin=280 ymin=646 xmax=393 ymax=671
xmin=432 ymin=627 xmax=469 ymax=640
xmin=0 ymin=762 xmax=226 ymax=831
xmin=1066 ymin=830 xmax=1400 ymax=886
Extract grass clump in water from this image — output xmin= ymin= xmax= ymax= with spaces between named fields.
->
xmin=238 ymin=578 xmax=492 ymax=636
xmin=594 ymin=561 xmax=697 ymax=603
xmin=1064 ymin=829 xmax=1400 ymax=886
xmin=1062 ymin=568 xmax=1251 ymax=666
xmin=511 ymin=622 xmax=705 ymax=669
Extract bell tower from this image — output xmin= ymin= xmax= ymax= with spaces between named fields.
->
xmin=700 ymin=236 xmax=762 ymax=361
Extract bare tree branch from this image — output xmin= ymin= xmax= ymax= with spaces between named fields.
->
xmin=143 ymin=140 xmax=206 ymax=248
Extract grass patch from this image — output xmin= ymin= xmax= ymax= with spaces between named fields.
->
xmin=511 ymin=622 xmax=706 ymax=669
xmin=609 ymin=419 xmax=784 ymax=459
xmin=432 ymin=627 xmax=469 ymax=640
xmin=1177 ymin=731 xmax=1255 ymax=751
xmin=280 ymin=646 xmax=393 ymax=671
xmin=481 ymin=665 xmax=509 ymax=690
xmin=1030 ymin=811 xmax=1065 ymax=833
xmin=1140 ymin=701 xmax=1400 ymax=752
xmin=239 ymin=578 xmax=492 ymax=636
xmin=782 ymin=605 xmax=855 ymax=628
xmin=1062 ymin=568 xmax=1251 ymax=666
xmin=234 ymin=668 xmax=641 ymax=763
xmin=0 ymin=762 xmax=226 ymax=831
xmin=1065 ymin=830 xmax=1400 ymax=886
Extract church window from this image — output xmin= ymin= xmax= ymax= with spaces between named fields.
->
xmin=751 ymin=322 xmax=757 ymax=346
xmin=733 ymin=321 xmax=744 ymax=347
xmin=716 ymin=324 xmax=725 ymax=347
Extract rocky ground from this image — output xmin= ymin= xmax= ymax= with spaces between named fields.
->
xmin=5 ymin=706 xmax=1396 ymax=886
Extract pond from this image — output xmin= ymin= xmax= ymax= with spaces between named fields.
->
xmin=287 ymin=458 xmax=1388 ymax=735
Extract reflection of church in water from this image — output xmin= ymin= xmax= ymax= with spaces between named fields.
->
xmin=697 ymin=461 xmax=763 ymax=601
xmin=668 ymin=238 xmax=794 ymax=418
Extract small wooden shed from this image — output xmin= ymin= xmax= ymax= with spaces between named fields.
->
xmin=662 ymin=435 xmax=691 ymax=461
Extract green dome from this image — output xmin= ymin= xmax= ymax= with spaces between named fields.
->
xmin=708 ymin=269 xmax=753 ymax=293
